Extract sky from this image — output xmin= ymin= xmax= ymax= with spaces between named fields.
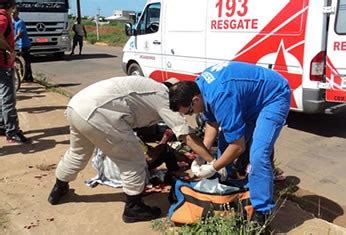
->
xmin=69 ymin=0 xmax=147 ymax=17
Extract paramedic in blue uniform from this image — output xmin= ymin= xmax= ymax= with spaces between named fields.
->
xmin=169 ymin=61 xmax=291 ymax=222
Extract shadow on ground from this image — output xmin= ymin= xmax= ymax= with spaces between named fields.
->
xmin=17 ymin=105 xmax=67 ymax=113
xmin=0 ymin=126 xmax=70 ymax=157
xmin=31 ymin=53 xmax=117 ymax=63
xmin=59 ymin=189 xmax=170 ymax=218
xmin=286 ymin=111 xmax=346 ymax=138
xmin=271 ymin=176 xmax=344 ymax=233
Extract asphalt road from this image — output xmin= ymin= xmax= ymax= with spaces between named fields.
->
xmin=31 ymin=43 xmax=126 ymax=96
xmin=31 ymin=43 xmax=346 ymax=215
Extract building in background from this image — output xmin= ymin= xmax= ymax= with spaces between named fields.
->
xmin=105 ymin=10 xmax=136 ymax=22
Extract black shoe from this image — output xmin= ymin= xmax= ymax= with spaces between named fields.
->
xmin=0 ymin=128 xmax=5 ymax=136
xmin=6 ymin=132 xmax=30 ymax=144
xmin=122 ymin=194 xmax=161 ymax=223
xmin=23 ymin=76 xmax=34 ymax=82
xmin=48 ymin=179 xmax=69 ymax=205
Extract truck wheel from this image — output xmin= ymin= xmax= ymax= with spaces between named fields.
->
xmin=15 ymin=55 xmax=26 ymax=83
xmin=128 ymin=63 xmax=144 ymax=76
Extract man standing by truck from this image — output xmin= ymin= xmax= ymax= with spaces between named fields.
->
xmin=70 ymin=18 xmax=87 ymax=56
xmin=169 ymin=61 xmax=291 ymax=225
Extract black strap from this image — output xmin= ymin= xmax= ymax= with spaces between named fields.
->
xmin=183 ymin=191 xmax=251 ymax=218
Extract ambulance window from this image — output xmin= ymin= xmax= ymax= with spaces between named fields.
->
xmin=335 ymin=0 xmax=346 ymax=34
xmin=136 ymin=3 xmax=161 ymax=35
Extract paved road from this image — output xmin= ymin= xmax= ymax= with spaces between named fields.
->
xmin=31 ymin=43 xmax=126 ymax=96
xmin=31 ymin=43 xmax=346 ymax=223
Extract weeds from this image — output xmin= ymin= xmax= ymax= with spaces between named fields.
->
xmin=33 ymin=72 xmax=73 ymax=98
xmin=152 ymin=214 xmax=263 ymax=235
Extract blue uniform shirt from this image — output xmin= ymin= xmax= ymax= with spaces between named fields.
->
xmin=195 ymin=61 xmax=290 ymax=144
xmin=13 ymin=18 xmax=31 ymax=49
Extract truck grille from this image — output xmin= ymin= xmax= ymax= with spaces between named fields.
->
xmin=26 ymin=21 xmax=66 ymax=35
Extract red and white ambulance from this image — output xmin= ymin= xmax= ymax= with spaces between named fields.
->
xmin=122 ymin=0 xmax=346 ymax=114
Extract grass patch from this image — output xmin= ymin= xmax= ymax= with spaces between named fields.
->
xmin=33 ymin=72 xmax=73 ymax=98
xmin=75 ymin=20 xmax=129 ymax=47
xmin=152 ymin=214 xmax=264 ymax=235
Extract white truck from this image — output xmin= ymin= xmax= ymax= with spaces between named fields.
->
xmin=16 ymin=0 xmax=71 ymax=57
xmin=123 ymin=0 xmax=346 ymax=114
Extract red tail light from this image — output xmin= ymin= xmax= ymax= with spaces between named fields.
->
xmin=310 ymin=51 xmax=325 ymax=81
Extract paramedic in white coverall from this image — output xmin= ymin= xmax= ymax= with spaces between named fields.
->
xmin=47 ymin=76 xmax=215 ymax=223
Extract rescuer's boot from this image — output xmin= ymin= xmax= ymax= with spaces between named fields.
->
xmin=122 ymin=194 xmax=161 ymax=223
xmin=48 ymin=178 xmax=69 ymax=205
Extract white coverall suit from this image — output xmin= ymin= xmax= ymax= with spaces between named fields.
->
xmin=55 ymin=76 xmax=191 ymax=195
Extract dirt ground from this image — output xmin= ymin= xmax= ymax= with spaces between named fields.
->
xmin=1 ymin=83 xmax=346 ymax=234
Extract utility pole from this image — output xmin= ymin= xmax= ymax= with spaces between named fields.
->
xmin=96 ymin=7 xmax=100 ymax=40
xmin=76 ymin=0 xmax=81 ymax=21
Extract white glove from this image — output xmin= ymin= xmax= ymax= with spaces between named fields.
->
xmin=191 ymin=156 xmax=206 ymax=176
xmin=218 ymin=167 xmax=228 ymax=181
xmin=195 ymin=164 xmax=217 ymax=179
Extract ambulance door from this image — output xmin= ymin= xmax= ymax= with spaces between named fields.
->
xmin=134 ymin=2 xmax=164 ymax=81
xmin=325 ymin=0 xmax=346 ymax=103
xmin=162 ymin=0 xmax=207 ymax=81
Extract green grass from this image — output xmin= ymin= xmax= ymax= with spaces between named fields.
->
xmin=77 ymin=20 xmax=130 ymax=47
xmin=86 ymin=31 xmax=129 ymax=47
xmin=152 ymin=214 xmax=264 ymax=235
xmin=33 ymin=72 xmax=73 ymax=98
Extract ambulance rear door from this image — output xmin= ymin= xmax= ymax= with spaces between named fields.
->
xmin=325 ymin=0 xmax=346 ymax=104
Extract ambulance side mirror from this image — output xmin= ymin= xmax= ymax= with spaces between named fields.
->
xmin=125 ymin=23 xmax=135 ymax=36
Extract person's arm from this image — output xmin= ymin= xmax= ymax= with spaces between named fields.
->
xmin=213 ymin=136 xmax=245 ymax=171
xmin=83 ymin=25 xmax=87 ymax=38
xmin=195 ymin=136 xmax=246 ymax=179
xmin=180 ymin=133 xmax=214 ymax=162
xmin=14 ymin=26 xmax=23 ymax=41
xmin=72 ymin=24 xmax=77 ymax=34
xmin=203 ymin=121 xmax=219 ymax=150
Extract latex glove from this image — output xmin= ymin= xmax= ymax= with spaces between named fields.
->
xmin=196 ymin=164 xmax=217 ymax=179
xmin=218 ymin=167 xmax=228 ymax=181
xmin=191 ymin=156 xmax=206 ymax=176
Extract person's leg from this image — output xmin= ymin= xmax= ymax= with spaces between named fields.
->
xmin=70 ymin=35 xmax=77 ymax=55
xmin=49 ymin=107 xmax=96 ymax=205
xmin=0 ymin=69 xmax=29 ymax=143
xmin=249 ymin=98 xmax=290 ymax=215
xmin=78 ymin=36 xmax=83 ymax=55
xmin=21 ymin=48 xmax=33 ymax=81
xmin=94 ymin=118 xmax=161 ymax=223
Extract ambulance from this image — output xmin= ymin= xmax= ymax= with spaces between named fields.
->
xmin=122 ymin=0 xmax=346 ymax=114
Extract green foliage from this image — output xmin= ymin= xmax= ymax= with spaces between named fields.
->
xmin=71 ymin=20 xmax=129 ymax=47
xmin=82 ymin=20 xmax=96 ymax=26
xmin=152 ymin=214 xmax=264 ymax=235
